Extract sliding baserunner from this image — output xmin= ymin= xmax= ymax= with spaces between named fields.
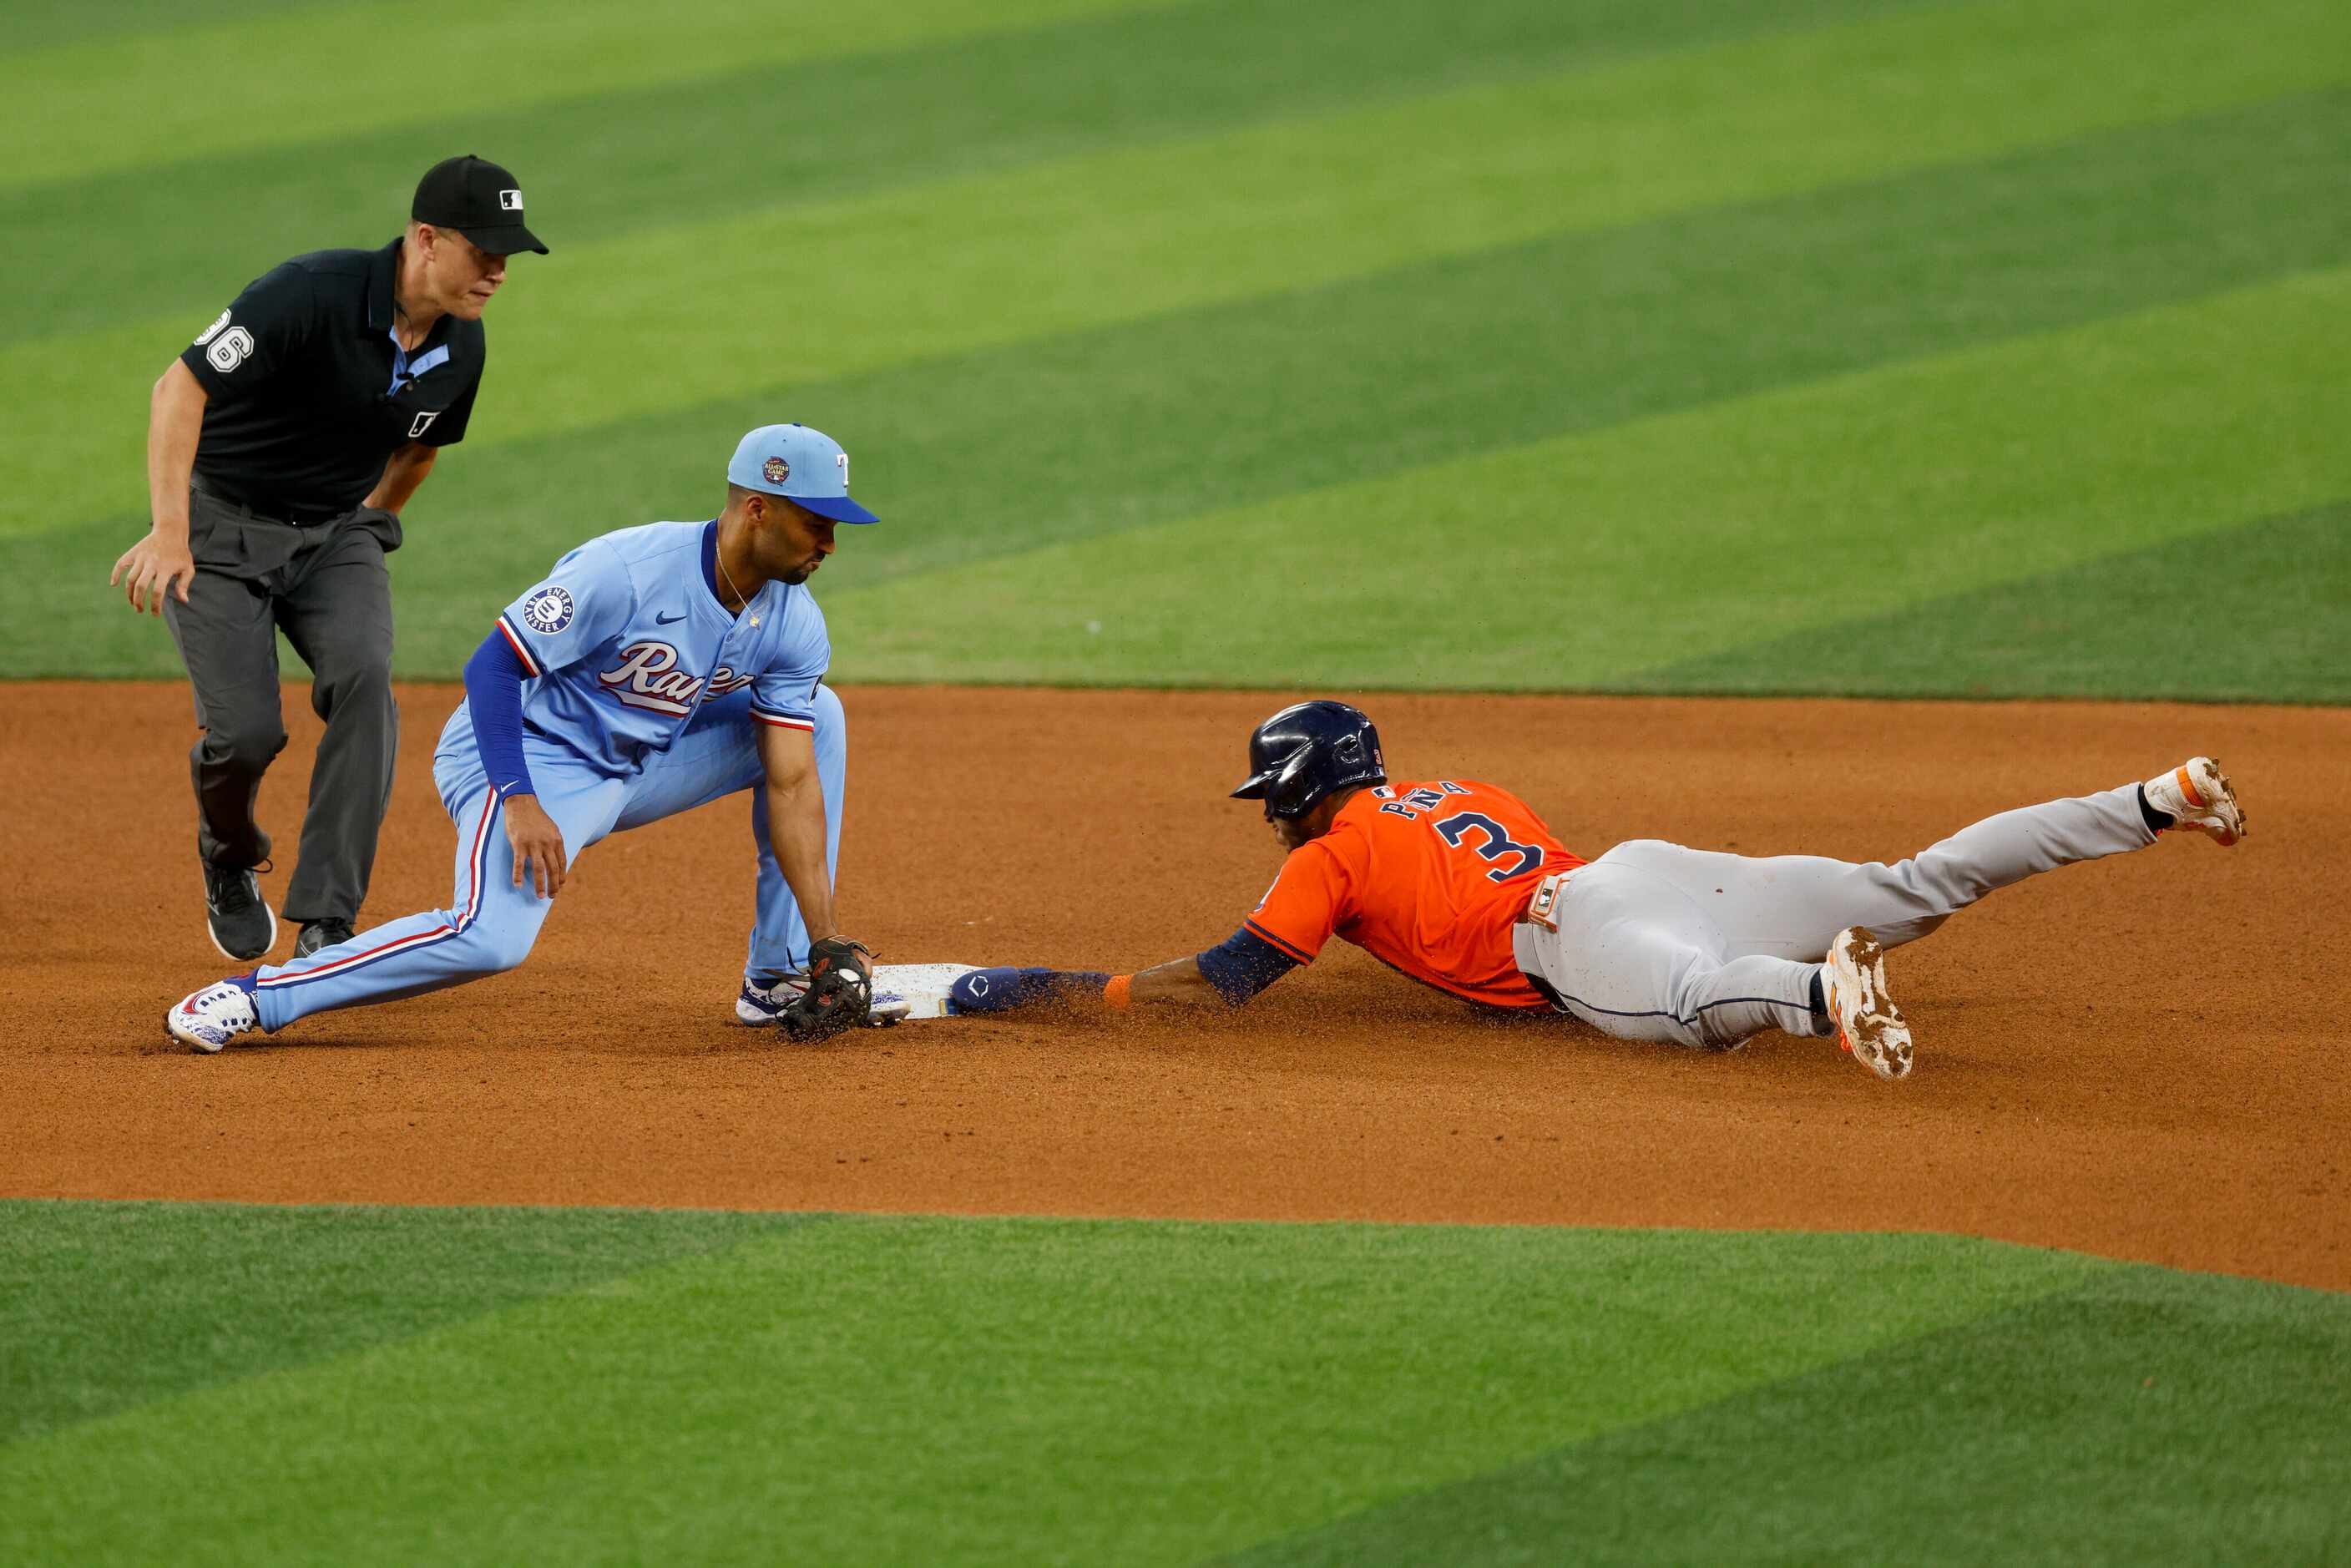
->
xmin=944 ymin=701 xmax=2247 ymax=1080
xmin=167 ymin=423 xmax=889 ymax=1050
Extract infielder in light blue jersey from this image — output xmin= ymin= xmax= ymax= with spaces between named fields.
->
xmin=167 ymin=423 xmax=887 ymax=1050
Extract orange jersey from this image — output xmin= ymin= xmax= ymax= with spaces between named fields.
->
xmin=1243 ymin=780 xmax=1587 ymax=1009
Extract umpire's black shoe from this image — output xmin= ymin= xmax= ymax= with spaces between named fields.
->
xmin=293 ymin=919 xmax=355 ymax=960
xmin=202 ymin=862 xmax=278 ymax=962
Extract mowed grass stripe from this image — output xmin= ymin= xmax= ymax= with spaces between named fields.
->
xmin=1236 ymin=1271 xmax=2351 ymax=1566
xmin=0 ymin=0 xmax=316 ymax=53
xmin=436 ymin=89 xmax=2351 ymax=590
xmin=10 ymin=0 xmax=1896 ymax=347
xmin=0 ymin=0 xmax=1169 ymax=193
xmin=1626 ymin=501 xmax=2351 ymax=703
xmin=0 ymin=1216 xmax=2095 ymax=1565
xmin=386 ymin=90 xmax=2351 ymax=681
xmin=817 ymin=270 xmax=2351 ymax=690
xmin=20 ymin=89 xmax=2351 ymax=681
xmin=13 ymin=0 xmax=2345 ymax=539
xmin=0 ymin=1200 xmax=817 ymax=1446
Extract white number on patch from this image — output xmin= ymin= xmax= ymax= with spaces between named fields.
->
xmin=205 ymin=326 xmax=256 ymax=372
xmin=194 ymin=310 xmax=231 ymax=346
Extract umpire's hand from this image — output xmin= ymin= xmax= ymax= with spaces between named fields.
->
xmin=503 ymin=794 xmax=569 ymax=899
xmin=110 ymin=533 xmax=197 ymax=615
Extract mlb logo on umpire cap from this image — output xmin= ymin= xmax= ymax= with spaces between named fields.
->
xmin=411 ymin=155 xmax=548 ymax=253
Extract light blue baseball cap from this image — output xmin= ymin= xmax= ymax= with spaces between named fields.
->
xmin=726 ymin=422 xmax=877 ymax=524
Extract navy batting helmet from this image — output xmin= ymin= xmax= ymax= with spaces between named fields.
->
xmin=1230 ymin=701 xmax=1387 ymax=821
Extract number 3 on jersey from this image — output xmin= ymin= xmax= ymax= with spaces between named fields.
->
xmin=1433 ymin=811 xmax=1545 ymax=883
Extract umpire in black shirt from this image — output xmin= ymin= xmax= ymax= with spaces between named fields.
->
xmin=110 ymin=154 xmax=546 ymax=962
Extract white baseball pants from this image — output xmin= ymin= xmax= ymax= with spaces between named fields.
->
xmin=1508 ymin=783 xmax=2156 ymax=1049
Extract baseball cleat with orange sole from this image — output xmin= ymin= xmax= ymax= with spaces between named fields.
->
xmin=1823 ymin=926 xmax=1913 ymax=1080
xmin=2143 ymin=756 xmax=2246 ymax=847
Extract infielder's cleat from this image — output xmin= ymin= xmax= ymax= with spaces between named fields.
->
xmin=2144 ymin=756 xmax=2246 ymax=847
xmin=293 ymin=918 xmax=355 ymax=960
xmin=733 ymin=972 xmax=810 ymax=1026
xmin=201 ymin=862 xmax=277 ymax=962
xmin=1823 ymin=926 xmax=1913 ymax=1080
xmin=167 ymin=979 xmax=260 ymax=1054
xmin=736 ymin=971 xmax=911 ymax=1028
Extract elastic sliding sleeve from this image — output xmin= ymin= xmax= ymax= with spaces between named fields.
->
xmin=1194 ymin=926 xmax=1300 ymax=1005
xmin=947 ymin=967 xmax=1110 ymax=1014
xmin=462 ymin=630 xmax=537 ymax=800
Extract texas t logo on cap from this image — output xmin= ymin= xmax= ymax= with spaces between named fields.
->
xmin=727 ymin=423 xmax=878 ymax=524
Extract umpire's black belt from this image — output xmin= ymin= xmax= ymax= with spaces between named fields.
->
xmin=191 ymin=481 xmax=354 ymax=528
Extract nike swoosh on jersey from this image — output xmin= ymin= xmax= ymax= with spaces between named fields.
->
xmin=655 ymin=610 xmax=686 ymax=624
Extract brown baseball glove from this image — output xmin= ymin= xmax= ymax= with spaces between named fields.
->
xmin=777 ymin=936 xmax=875 ymax=1041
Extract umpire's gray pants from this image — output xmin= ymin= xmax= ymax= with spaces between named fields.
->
xmin=162 ymin=488 xmax=402 ymax=926
xmin=1509 ymin=784 xmax=2155 ymax=1050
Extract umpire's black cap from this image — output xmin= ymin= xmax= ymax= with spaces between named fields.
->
xmin=412 ymin=154 xmax=549 ymax=255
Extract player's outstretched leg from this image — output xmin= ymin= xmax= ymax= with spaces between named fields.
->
xmin=1561 ymin=757 xmax=2246 ymax=1078
xmin=1609 ymin=758 xmax=2245 ymax=967
xmin=168 ymin=787 xmax=528 ymax=1052
xmin=166 ymin=763 xmax=624 ymax=1051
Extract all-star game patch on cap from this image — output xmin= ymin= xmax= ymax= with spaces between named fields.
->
xmin=411 ymin=154 xmax=548 ymax=255
xmin=727 ymin=424 xmax=879 ymax=524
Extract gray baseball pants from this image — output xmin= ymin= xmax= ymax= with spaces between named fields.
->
xmin=1508 ymin=783 xmax=2155 ymax=1050
xmin=163 ymin=488 xmax=402 ymax=926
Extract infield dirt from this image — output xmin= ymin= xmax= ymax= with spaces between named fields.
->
xmin=5 ymin=684 xmax=2345 ymax=1290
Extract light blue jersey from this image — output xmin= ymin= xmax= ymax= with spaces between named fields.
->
xmin=245 ymin=515 xmax=851 ymax=1030
xmin=491 ymin=518 xmax=829 ymax=778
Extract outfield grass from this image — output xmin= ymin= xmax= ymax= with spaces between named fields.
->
xmin=5 ymin=0 xmax=2345 ymax=693
xmin=827 ymin=271 xmax=2351 ymax=691
xmin=3 ymin=1201 xmax=2347 ymax=1565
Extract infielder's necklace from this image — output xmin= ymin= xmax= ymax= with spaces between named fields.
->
xmin=715 ymin=545 xmax=760 ymax=626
